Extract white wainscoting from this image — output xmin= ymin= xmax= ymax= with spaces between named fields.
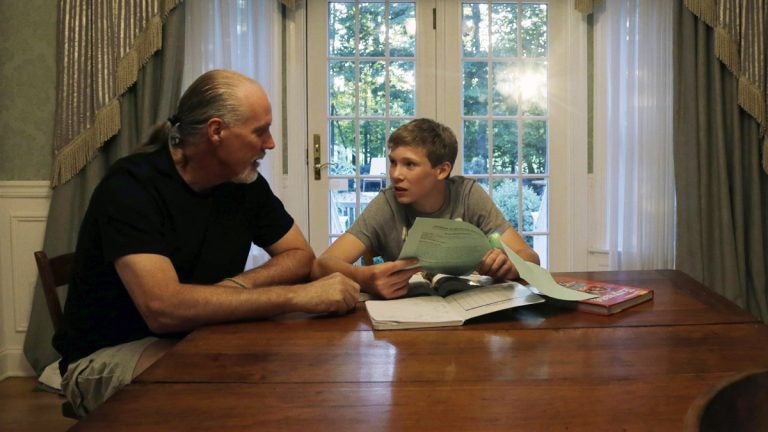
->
xmin=0 ymin=181 xmax=51 ymax=379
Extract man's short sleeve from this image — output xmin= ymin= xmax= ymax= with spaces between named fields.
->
xmin=95 ymin=172 xmax=169 ymax=261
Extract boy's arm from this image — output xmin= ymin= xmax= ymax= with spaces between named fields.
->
xmin=476 ymin=227 xmax=540 ymax=281
xmin=231 ymin=224 xmax=315 ymax=288
xmin=311 ymin=233 xmax=420 ymax=299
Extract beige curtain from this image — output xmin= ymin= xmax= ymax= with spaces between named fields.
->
xmin=52 ymin=0 xmax=182 ymax=187
xmin=684 ymin=0 xmax=768 ymax=172
xmin=674 ymin=1 xmax=768 ymax=321
xmin=24 ymin=3 xmax=186 ymax=376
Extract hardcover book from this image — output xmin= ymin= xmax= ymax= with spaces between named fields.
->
xmin=553 ymin=276 xmax=654 ymax=315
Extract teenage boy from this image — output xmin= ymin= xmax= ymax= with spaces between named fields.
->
xmin=311 ymin=118 xmax=539 ymax=299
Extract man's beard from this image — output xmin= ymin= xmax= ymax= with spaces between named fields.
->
xmin=232 ymin=160 xmax=260 ymax=184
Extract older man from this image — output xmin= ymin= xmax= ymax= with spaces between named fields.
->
xmin=53 ymin=69 xmax=359 ymax=416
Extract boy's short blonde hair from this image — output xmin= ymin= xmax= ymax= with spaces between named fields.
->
xmin=387 ymin=118 xmax=458 ymax=170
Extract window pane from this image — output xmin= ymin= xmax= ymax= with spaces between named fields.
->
xmin=359 ymin=120 xmax=386 ymax=173
xmin=463 ymin=119 xmax=489 ymax=175
xmin=462 ymin=3 xmax=489 ymax=57
xmin=330 ymin=180 xmax=356 ymax=234
xmin=361 ymin=181 xmax=381 ymax=208
xmin=359 ymin=2 xmax=386 ymax=56
xmin=529 ymin=235 xmax=548 ymax=268
xmin=329 ymin=119 xmax=356 ymax=175
xmin=521 ymin=119 xmax=547 ymax=174
xmin=491 ymin=178 xmax=520 ymax=230
xmin=520 ymin=60 xmax=547 ymax=115
xmin=523 ymin=178 xmax=548 ymax=232
xmin=329 ymin=61 xmax=356 ymax=116
xmin=389 ymin=119 xmax=408 ymax=133
xmin=491 ymin=3 xmax=517 ymax=57
xmin=390 ymin=3 xmax=416 ymax=57
xmin=492 ymin=120 xmax=518 ymax=174
xmin=492 ymin=61 xmax=519 ymax=116
xmin=360 ymin=61 xmax=386 ymax=116
xmin=521 ymin=3 xmax=547 ymax=57
xmin=390 ymin=61 xmax=415 ymax=116
xmin=329 ymin=3 xmax=356 ymax=56
xmin=463 ymin=61 xmax=488 ymax=115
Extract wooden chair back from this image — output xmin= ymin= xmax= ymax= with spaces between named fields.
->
xmin=33 ymin=250 xmax=75 ymax=332
xmin=685 ymin=369 xmax=768 ymax=432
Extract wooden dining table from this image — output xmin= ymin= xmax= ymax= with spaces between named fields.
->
xmin=69 ymin=270 xmax=768 ymax=431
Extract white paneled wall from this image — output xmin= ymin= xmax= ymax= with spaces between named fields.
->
xmin=0 ymin=181 xmax=50 ymax=379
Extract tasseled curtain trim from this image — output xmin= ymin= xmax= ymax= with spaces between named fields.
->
xmin=52 ymin=0 xmax=182 ymax=187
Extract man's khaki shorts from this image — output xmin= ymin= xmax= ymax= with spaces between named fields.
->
xmin=61 ymin=336 xmax=158 ymax=417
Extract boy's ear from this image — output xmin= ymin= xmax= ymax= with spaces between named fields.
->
xmin=435 ymin=161 xmax=452 ymax=180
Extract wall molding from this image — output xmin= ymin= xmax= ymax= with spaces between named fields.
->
xmin=0 ymin=180 xmax=52 ymax=198
xmin=10 ymin=213 xmax=49 ymax=332
xmin=0 ymin=180 xmax=51 ymax=378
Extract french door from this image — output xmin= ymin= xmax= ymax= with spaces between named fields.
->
xmin=307 ymin=0 xmax=581 ymax=270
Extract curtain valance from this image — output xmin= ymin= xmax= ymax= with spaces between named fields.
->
xmin=52 ymin=0 xmax=182 ymax=187
xmin=684 ymin=0 xmax=767 ymax=171
xmin=575 ymin=0 xmax=605 ymax=15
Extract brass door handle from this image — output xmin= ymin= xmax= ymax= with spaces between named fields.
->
xmin=312 ymin=134 xmax=336 ymax=180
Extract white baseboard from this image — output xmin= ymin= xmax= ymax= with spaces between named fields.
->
xmin=0 ymin=348 xmax=35 ymax=380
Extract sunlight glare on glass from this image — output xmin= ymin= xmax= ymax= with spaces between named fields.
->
xmin=496 ymin=66 xmax=517 ymax=101
xmin=405 ymin=17 xmax=416 ymax=35
xmin=519 ymin=69 xmax=544 ymax=104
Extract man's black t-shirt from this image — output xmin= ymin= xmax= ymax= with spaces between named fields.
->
xmin=53 ymin=145 xmax=294 ymax=373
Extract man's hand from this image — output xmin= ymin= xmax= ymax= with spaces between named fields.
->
xmin=476 ymin=248 xmax=518 ymax=281
xmin=359 ymin=259 xmax=421 ymax=299
xmin=291 ymin=273 xmax=361 ymax=314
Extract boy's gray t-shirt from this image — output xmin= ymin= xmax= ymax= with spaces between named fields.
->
xmin=347 ymin=176 xmax=512 ymax=261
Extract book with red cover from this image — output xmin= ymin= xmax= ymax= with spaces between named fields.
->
xmin=553 ymin=276 xmax=654 ymax=315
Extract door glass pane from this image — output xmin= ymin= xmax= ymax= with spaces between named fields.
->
xmin=330 ymin=181 xmax=357 ymax=235
xmin=492 ymin=61 xmax=518 ymax=116
xmin=390 ymin=3 xmax=416 ymax=57
xmin=522 ymin=119 xmax=546 ymax=174
xmin=359 ymin=119 xmax=386 ymax=174
xmin=462 ymin=3 xmax=489 ymax=57
xmin=329 ymin=119 xmax=355 ymax=176
xmin=492 ymin=120 xmax=517 ymax=174
xmin=521 ymin=3 xmax=547 ymax=57
xmin=491 ymin=3 xmax=517 ymax=56
xmin=520 ymin=60 xmax=547 ymax=115
xmin=463 ymin=119 xmax=489 ymax=175
xmin=360 ymin=61 xmax=387 ymax=116
xmin=523 ymin=178 xmax=548 ymax=232
xmin=390 ymin=61 xmax=415 ymax=116
xmin=359 ymin=3 xmax=386 ymax=56
xmin=490 ymin=178 xmax=519 ymax=230
xmin=325 ymin=1 xmax=416 ymax=247
xmin=329 ymin=61 xmax=356 ymax=116
xmin=463 ymin=62 xmax=489 ymax=116
xmin=462 ymin=1 xmax=549 ymax=263
xmin=329 ymin=4 xmax=355 ymax=56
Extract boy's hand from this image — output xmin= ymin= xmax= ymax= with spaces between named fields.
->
xmin=476 ymin=248 xmax=518 ymax=281
xmin=360 ymin=259 xmax=421 ymax=299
